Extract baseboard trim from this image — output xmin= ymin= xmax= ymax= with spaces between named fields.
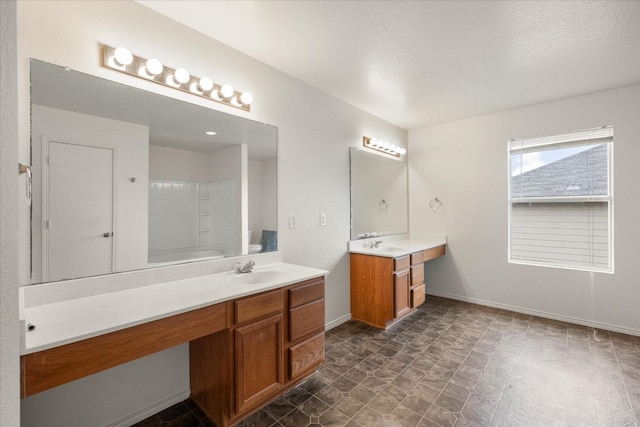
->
xmin=106 ymin=388 xmax=191 ymax=427
xmin=326 ymin=313 xmax=351 ymax=331
xmin=427 ymin=290 xmax=640 ymax=337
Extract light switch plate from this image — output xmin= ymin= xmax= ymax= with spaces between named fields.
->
xmin=289 ymin=215 xmax=297 ymax=229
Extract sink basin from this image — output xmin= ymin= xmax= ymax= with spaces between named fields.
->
xmin=231 ymin=270 xmax=284 ymax=285
xmin=373 ymin=247 xmax=405 ymax=252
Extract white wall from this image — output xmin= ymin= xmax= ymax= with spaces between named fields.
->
xmin=0 ymin=1 xmax=20 ymax=425
xmin=15 ymin=1 xmax=406 ymax=426
xmin=30 ymin=105 xmax=150 ymax=282
xmin=409 ymin=84 xmax=640 ymax=335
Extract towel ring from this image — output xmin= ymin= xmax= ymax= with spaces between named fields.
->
xmin=429 ymin=197 xmax=442 ymax=211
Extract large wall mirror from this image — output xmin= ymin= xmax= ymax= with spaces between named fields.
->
xmin=350 ymin=148 xmax=408 ymax=240
xmin=28 ymin=59 xmax=277 ymax=284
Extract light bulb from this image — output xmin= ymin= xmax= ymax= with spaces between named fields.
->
xmin=192 ymin=76 xmax=213 ymax=94
xmin=220 ymin=84 xmax=234 ymax=98
xmin=173 ymin=68 xmax=190 ymax=84
xmin=399 ymin=148 xmax=407 ymax=155
xmin=239 ymin=92 xmax=253 ymax=105
xmin=198 ymin=77 xmax=213 ymax=92
xmin=369 ymin=138 xmax=378 ymax=147
xmin=210 ymin=88 xmax=222 ymax=100
xmin=139 ymin=58 xmax=163 ymax=78
xmin=113 ymin=47 xmax=133 ymax=67
xmin=382 ymin=141 xmax=390 ymax=149
xmin=389 ymin=144 xmax=396 ymax=152
xmin=145 ymin=58 xmax=163 ymax=75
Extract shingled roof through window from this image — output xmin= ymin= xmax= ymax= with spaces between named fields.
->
xmin=511 ymin=143 xmax=608 ymax=198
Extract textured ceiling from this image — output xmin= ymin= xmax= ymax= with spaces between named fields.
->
xmin=137 ymin=0 xmax=640 ymax=130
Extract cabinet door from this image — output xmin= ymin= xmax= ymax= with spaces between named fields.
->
xmin=235 ymin=314 xmax=284 ymax=414
xmin=393 ymin=269 xmax=411 ymax=319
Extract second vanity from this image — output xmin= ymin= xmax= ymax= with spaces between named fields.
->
xmin=349 ymin=235 xmax=446 ymax=329
xmin=20 ymin=257 xmax=327 ymax=427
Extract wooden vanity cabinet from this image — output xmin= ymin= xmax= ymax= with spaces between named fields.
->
xmin=190 ymin=277 xmax=325 ymax=427
xmin=351 ymin=245 xmax=445 ymax=329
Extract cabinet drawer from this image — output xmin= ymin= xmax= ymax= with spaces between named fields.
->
xmin=235 ymin=290 xmax=283 ymax=325
xmin=289 ymin=299 xmax=325 ymax=342
xmin=411 ymin=263 xmax=424 ymax=286
xmin=289 ymin=279 xmax=324 ymax=308
xmin=289 ymin=332 xmax=325 ymax=380
xmin=394 ymin=255 xmax=410 ymax=271
xmin=423 ymin=245 xmax=446 ymax=261
xmin=411 ymin=284 xmax=426 ymax=308
xmin=410 ymin=251 xmax=424 ymax=265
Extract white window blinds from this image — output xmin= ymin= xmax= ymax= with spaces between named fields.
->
xmin=508 ymin=127 xmax=613 ymax=272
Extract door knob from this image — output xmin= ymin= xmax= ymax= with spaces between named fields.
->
xmin=103 ymin=232 xmax=112 ymax=238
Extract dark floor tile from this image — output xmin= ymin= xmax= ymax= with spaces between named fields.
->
xmin=389 ymin=404 xmax=423 ymax=427
xmin=379 ymin=383 xmax=410 ymax=403
xmin=332 ymin=396 xmax=364 ymax=418
xmin=352 ymin=406 xmax=385 ymax=427
xmin=424 ymin=402 xmax=457 ymax=426
xmin=166 ymin=411 xmax=202 ymax=427
xmin=331 ymin=376 xmax=358 ymax=392
xmin=237 ymin=409 xmax=276 ymax=427
xmin=131 ymin=415 xmax=162 ymax=427
xmin=156 ymin=402 xmax=192 ymax=422
xmin=133 ymin=297 xmax=640 ymax=427
xmin=318 ymin=407 xmax=352 ymax=427
xmin=278 ymin=407 xmax=311 ymax=427
xmin=315 ymin=384 xmax=344 ymax=406
xmin=262 ymin=396 xmax=296 ymax=420
xmin=298 ymin=396 xmax=331 ymax=418
xmin=402 ymin=395 xmax=431 ymax=417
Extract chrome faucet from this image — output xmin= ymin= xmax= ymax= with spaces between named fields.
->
xmin=367 ymin=240 xmax=384 ymax=248
xmin=235 ymin=260 xmax=255 ymax=274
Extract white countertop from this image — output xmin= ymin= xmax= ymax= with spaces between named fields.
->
xmin=348 ymin=235 xmax=447 ymax=258
xmin=21 ymin=262 xmax=327 ymax=355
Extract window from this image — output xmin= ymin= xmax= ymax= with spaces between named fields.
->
xmin=508 ymin=127 xmax=613 ymax=272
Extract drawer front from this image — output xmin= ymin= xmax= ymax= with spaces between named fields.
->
xmin=411 ymin=284 xmax=426 ymax=308
xmin=411 ymin=263 xmax=424 ymax=286
xmin=289 ymin=279 xmax=324 ymax=308
xmin=289 ymin=332 xmax=325 ymax=380
xmin=22 ymin=303 xmax=227 ymax=397
xmin=289 ymin=299 xmax=325 ymax=342
xmin=235 ymin=289 xmax=283 ymax=325
xmin=394 ymin=255 xmax=410 ymax=271
xmin=410 ymin=251 xmax=424 ymax=265
xmin=423 ymin=245 xmax=446 ymax=261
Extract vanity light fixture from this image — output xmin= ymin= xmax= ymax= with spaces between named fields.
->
xmin=363 ymin=136 xmax=407 ymax=157
xmin=205 ymin=131 xmax=217 ymax=136
xmin=101 ymin=44 xmax=253 ymax=112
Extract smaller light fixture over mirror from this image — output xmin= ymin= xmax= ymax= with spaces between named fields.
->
xmin=101 ymin=45 xmax=253 ymax=112
xmin=363 ymin=136 xmax=407 ymax=157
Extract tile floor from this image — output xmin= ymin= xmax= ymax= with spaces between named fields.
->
xmin=133 ymin=296 xmax=640 ymax=427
